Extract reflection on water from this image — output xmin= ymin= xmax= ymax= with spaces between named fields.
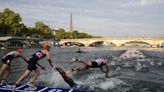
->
xmin=0 ymin=47 xmax=164 ymax=92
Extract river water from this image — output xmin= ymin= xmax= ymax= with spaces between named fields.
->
xmin=0 ymin=47 xmax=164 ymax=92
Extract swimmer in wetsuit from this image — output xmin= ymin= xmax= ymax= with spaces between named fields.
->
xmin=13 ymin=44 xmax=54 ymax=92
xmin=70 ymin=58 xmax=109 ymax=78
xmin=0 ymin=48 xmax=26 ymax=84
xmin=55 ymin=67 xmax=77 ymax=88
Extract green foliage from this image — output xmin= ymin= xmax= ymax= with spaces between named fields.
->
xmin=35 ymin=21 xmax=53 ymax=39
xmin=0 ymin=8 xmax=22 ymax=36
xmin=27 ymin=27 xmax=39 ymax=38
xmin=54 ymin=28 xmax=66 ymax=39
xmin=0 ymin=8 xmax=101 ymax=39
xmin=54 ymin=29 xmax=102 ymax=39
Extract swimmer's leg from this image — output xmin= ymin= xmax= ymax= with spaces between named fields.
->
xmin=0 ymin=64 xmax=8 ymax=76
xmin=13 ymin=70 xmax=31 ymax=92
xmin=28 ymin=68 xmax=40 ymax=88
xmin=1 ymin=66 xmax=11 ymax=83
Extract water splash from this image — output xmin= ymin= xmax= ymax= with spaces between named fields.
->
xmin=38 ymin=71 xmax=70 ymax=88
xmin=98 ymin=78 xmax=126 ymax=90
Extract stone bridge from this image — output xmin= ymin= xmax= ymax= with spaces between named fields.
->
xmin=60 ymin=37 xmax=164 ymax=47
xmin=0 ymin=36 xmax=40 ymax=48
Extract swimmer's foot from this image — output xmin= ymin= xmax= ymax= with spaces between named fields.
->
xmin=1 ymin=79 xmax=6 ymax=84
xmin=69 ymin=58 xmax=78 ymax=63
xmin=27 ymin=82 xmax=36 ymax=89
xmin=71 ymin=67 xmax=80 ymax=72
xmin=24 ymin=86 xmax=37 ymax=91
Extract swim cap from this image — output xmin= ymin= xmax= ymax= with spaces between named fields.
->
xmin=43 ymin=44 xmax=50 ymax=51
xmin=17 ymin=48 xmax=23 ymax=53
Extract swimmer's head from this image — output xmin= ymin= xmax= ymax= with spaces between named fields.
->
xmin=42 ymin=44 xmax=50 ymax=51
xmin=16 ymin=48 xmax=23 ymax=54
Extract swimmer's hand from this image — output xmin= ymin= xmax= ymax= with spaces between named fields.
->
xmin=105 ymin=74 xmax=109 ymax=78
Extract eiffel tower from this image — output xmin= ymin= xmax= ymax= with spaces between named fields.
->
xmin=69 ymin=13 xmax=73 ymax=32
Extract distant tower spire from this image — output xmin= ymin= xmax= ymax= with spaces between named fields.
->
xmin=69 ymin=13 xmax=73 ymax=32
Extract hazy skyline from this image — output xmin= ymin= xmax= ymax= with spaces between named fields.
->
xmin=0 ymin=0 xmax=164 ymax=37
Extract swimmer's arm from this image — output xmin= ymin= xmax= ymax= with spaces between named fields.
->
xmin=102 ymin=59 xmax=109 ymax=78
xmin=36 ymin=62 xmax=45 ymax=70
xmin=46 ymin=52 xmax=54 ymax=68
xmin=100 ymin=65 xmax=109 ymax=78
xmin=48 ymin=59 xmax=53 ymax=68
xmin=105 ymin=65 xmax=109 ymax=78
xmin=104 ymin=59 xmax=109 ymax=78
xmin=19 ymin=55 xmax=28 ymax=63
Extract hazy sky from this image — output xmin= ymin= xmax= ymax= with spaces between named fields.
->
xmin=0 ymin=0 xmax=164 ymax=37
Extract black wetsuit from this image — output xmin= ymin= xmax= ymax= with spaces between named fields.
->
xmin=66 ymin=79 xmax=77 ymax=88
xmin=2 ymin=51 xmax=18 ymax=65
xmin=86 ymin=59 xmax=106 ymax=69
xmin=27 ymin=51 xmax=46 ymax=71
xmin=56 ymin=67 xmax=77 ymax=88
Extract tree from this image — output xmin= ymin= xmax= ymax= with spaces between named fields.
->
xmin=72 ymin=30 xmax=78 ymax=39
xmin=3 ymin=8 xmax=22 ymax=35
xmin=0 ymin=8 xmax=23 ymax=36
xmin=78 ymin=32 xmax=91 ymax=38
xmin=35 ymin=21 xmax=53 ymax=39
xmin=54 ymin=28 xmax=66 ymax=39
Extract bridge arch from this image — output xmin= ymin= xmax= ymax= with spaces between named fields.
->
xmin=86 ymin=40 xmax=116 ymax=47
xmin=120 ymin=41 xmax=151 ymax=47
xmin=89 ymin=41 xmax=104 ymax=47
xmin=60 ymin=41 xmax=85 ymax=47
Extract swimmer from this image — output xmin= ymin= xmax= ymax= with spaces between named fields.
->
xmin=69 ymin=58 xmax=109 ymax=78
xmin=12 ymin=44 xmax=54 ymax=92
xmin=0 ymin=48 xmax=26 ymax=84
